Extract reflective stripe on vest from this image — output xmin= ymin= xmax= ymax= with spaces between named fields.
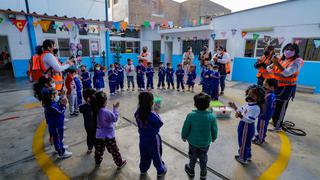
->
xmin=273 ymin=58 xmax=303 ymax=86
xmin=40 ymin=51 xmax=64 ymax=90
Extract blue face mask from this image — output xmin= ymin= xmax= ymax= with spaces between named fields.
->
xmin=54 ymin=96 xmax=60 ymax=102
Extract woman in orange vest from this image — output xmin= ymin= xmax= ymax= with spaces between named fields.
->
xmin=213 ymin=46 xmax=231 ymax=95
xmin=39 ymin=40 xmax=74 ymax=91
xmin=254 ymin=45 xmax=275 ymax=86
xmin=138 ymin=47 xmax=151 ymax=67
xmin=267 ymin=43 xmax=304 ymax=131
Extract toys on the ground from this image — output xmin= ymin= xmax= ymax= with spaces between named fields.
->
xmin=153 ymin=96 xmax=162 ymax=113
xmin=210 ymin=101 xmax=232 ymax=119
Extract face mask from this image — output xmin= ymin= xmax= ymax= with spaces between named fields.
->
xmin=81 ymin=69 xmax=86 ymax=72
xmin=217 ymin=50 xmax=222 ymax=54
xmin=264 ymin=51 xmax=270 ymax=56
xmin=245 ymin=96 xmax=255 ymax=102
xmin=74 ymin=75 xmax=78 ymax=78
xmin=189 ymin=49 xmax=192 ymax=52
xmin=111 ymin=68 xmax=115 ymax=70
xmin=284 ymin=50 xmax=295 ymax=59
xmin=204 ymin=48 xmax=207 ymax=51
xmin=143 ymin=49 xmax=147 ymax=53
xmin=96 ymin=67 xmax=100 ymax=70
xmin=50 ymin=82 xmax=56 ymax=89
xmin=54 ymin=96 xmax=60 ymax=102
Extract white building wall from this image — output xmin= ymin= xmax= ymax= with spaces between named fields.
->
xmin=212 ymin=0 xmax=320 ymax=58
xmin=0 ymin=14 xmax=31 ymax=60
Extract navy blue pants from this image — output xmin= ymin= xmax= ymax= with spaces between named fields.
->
xmin=48 ymin=125 xmax=65 ymax=156
xmin=237 ymin=121 xmax=255 ymax=161
xmin=139 ymin=134 xmax=166 ymax=174
xmin=176 ymin=78 xmax=184 ymax=90
xmin=147 ymin=77 xmax=154 ymax=89
xmin=166 ymin=77 xmax=174 ymax=89
xmin=137 ymin=76 xmax=145 ymax=89
xmin=77 ymin=91 xmax=82 ymax=105
xmin=109 ymin=81 xmax=116 ymax=94
xmin=272 ymin=85 xmax=296 ymax=128
xmin=255 ymin=117 xmax=269 ymax=144
xmin=158 ymin=76 xmax=165 ymax=88
xmin=116 ymin=78 xmax=124 ymax=90
xmin=210 ymin=84 xmax=219 ymax=100
xmin=220 ymin=75 xmax=226 ymax=92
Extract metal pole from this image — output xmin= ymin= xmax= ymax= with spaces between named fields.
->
xmin=25 ymin=0 xmax=37 ymax=55
xmin=105 ymin=0 xmax=111 ymax=67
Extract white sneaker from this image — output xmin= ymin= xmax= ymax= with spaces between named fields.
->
xmin=63 ymin=145 xmax=69 ymax=149
xmin=63 ymin=126 xmax=68 ymax=130
xmin=64 ymin=118 xmax=70 ymax=122
xmin=59 ymin=150 xmax=72 ymax=159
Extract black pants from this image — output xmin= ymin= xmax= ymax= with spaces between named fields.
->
xmin=257 ymin=77 xmax=264 ymax=86
xmin=85 ymin=127 xmax=96 ymax=150
xmin=188 ymin=144 xmax=209 ymax=174
xmin=272 ymin=86 xmax=296 ymax=128
xmin=95 ymin=138 xmax=123 ymax=166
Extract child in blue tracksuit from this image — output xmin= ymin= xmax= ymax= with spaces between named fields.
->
xmin=80 ymin=65 xmax=92 ymax=89
xmin=74 ymin=72 xmax=83 ymax=105
xmin=108 ymin=64 xmax=118 ymax=96
xmin=146 ymin=62 xmax=155 ymax=90
xmin=229 ymin=85 xmax=265 ymax=164
xmin=135 ymin=92 xmax=167 ymax=176
xmin=93 ymin=64 xmax=105 ymax=91
xmin=43 ymin=88 xmax=72 ymax=158
xmin=253 ymin=78 xmax=277 ymax=145
xmin=136 ymin=60 xmax=146 ymax=91
xmin=166 ymin=63 xmax=175 ymax=89
xmin=200 ymin=66 xmax=207 ymax=91
xmin=203 ymin=64 xmax=213 ymax=95
xmin=157 ymin=62 xmax=166 ymax=90
xmin=175 ymin=64 xmax=185 ymax=92
xmin=187 ymin=65 xmax=196 ymax=92
xmin=115 ymin=62 xmax=124 ymax=92
xmin=210 ymin=65 xmax=220 ymax=100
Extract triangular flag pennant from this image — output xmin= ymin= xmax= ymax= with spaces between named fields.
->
xmin=241 ymin=32 xmax=247 ymax=38
xmin=52 ymin=24 xmax=59 ymax=30
xmin=264 ymin=35 xmax=271 ymax=43
xmin=168 ymin=21 xmax=173 ymax=28
xmin=64 ymin=21 xmax=73 ymax=30
xmin=150 ymin=21 xmax=156 ymax=30
xmin=39 ymin=20 xmax=51 ymax=32
xmin=253 ymin=33 xmax=260 ymax=41
xmin=314 ymin=40 xmax=320 ymax=48
xmin=129 ymin=26 xmax=134 ymax=32
xmin=162 ymin=21 xmax=168 ymax=28
xmin=294 ymin=39 xmax=302 ymax=45
xmin=278 ymin=37 xmax=285 ymax=45
xmin=231 ymin=29 xmax=237 ymax=36
xmin=120 ymin=21 xmax=128 ymax=31
xmin=211 ymin=33 xmax=216 ymax=40
xmin=11 ymin=19 xmax=27 ymax=32
xmin=192 ymin=19 xmax=197 ymax=26
xmin=135 ymin=26 xmax=140 ymax=31
xmin=113 ymin=22 xmax=120 ymax=31
xmin=32 ymin=22 xmax=38 ymax=27
xmin=0 ymin=17 xmax=4 ymax=24
xmin=144 ymin=21 xmax=150 ymax=28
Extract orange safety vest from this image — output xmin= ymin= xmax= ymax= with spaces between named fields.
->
xmin=40 ymin=51 xmax=64 ymax=91
xmin=272 ymin=58 xmax=304 ymax=87
xmin=217 ymin=52 xmax=231 ymax=74
xmin=28 ymin=54 xmax=43 ymax=82
xmin=256 ymin=55 xmax=271 ymax=78
xmin=141 ymin=52 xmax=149 ymax=67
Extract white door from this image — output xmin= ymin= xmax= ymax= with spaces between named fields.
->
xmin=165 ymin=41 xmax=172 ymax=64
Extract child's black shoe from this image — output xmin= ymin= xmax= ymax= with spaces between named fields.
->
xmin=184 ymin=164 xmax=195 ymax=177
xmin=200 ymin=170 xmax=207 ymax=180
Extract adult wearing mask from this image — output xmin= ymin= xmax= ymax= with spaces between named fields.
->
xmin=213 ymin=46 xmax=231 ymax=95
xmin=138 ymin=46 xmax=152 ymax=67
xmin=182 ymin=46 xmax=194 ymax=81
xmin=198 ymin=45 xmax=212 ymax=70
xmin=254 ymin=45 xmax=275 ymax=86
xmin=39 ymin=39 xmax=74 ymax=91
xmin=267 ymin=43 xmax=304 ymax=131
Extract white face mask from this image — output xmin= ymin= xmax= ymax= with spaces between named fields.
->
xmin=217 ymin=50 xmax=222 ymax=54
xmin=96 ymin=67 xmax=100 ymax=70
xmin=50 ymin=82 xmax=56 ymax=89
xmin=54 ymin=96 xmax=60 ymax=102
xmin=111 ymin=68 xmax=115 ymax=70
xmin=74 ymin=75 xmax=78 ymax=78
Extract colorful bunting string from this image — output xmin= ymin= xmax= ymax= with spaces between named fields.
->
xmin=39 ymin=20 xmax=51 ymax=32
xmin=0 ymin=17 xmax=4 ymax=24
xmin=168 ymin=21 xmax=173 ymax=28
xmin=253 ymin=33 xmax=259 ymax=41
xmin=143 ymin=21 xmax=150 ymax=28
xmin=150 ymin=21 xmax=155 ymax=30
xmin=278 ymin=37 xmax=285 ymax=45
xmin=241 ymin=32 xmax=247 ymax=38
xmin=11 ymin=19 xmax=27 ymax=32
xmin=314 ymin=40 xmax=320 ymax=48
xmin=120 ymin=21 xmax=128 ymax=31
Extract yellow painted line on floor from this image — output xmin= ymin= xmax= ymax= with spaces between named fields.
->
xmin=32 ymin=120 xmax=70 ymax=180
xmin=224 ymin=94 xmax=291 ymax=180
xmin=22 ymin=102 xmax=41 ymax=109
xmin=257 ymin=131 xmax=291 ymax=180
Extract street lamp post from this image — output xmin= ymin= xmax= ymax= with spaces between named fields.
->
xmin=105 ymin=0 xmax=111 ymax=68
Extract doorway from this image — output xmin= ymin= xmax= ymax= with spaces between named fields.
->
xmin=152 ymin=40 xmax=161 ymax=67
xmin=0 ymin=36 xmax=13 ymax=79
xmin=164 ymin=41 xmax=172 ymax=64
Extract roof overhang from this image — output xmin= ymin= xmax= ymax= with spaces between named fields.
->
xmin=159 ymin=25 xmax=213 ymax=34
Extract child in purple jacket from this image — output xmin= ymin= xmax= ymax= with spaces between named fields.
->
xmin=92 ymin=91 xmax=127 ymax=168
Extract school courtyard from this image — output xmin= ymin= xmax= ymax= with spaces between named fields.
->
xmin=0 ymin=79 xmax=319 ymax=180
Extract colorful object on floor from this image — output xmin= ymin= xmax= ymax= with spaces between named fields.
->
xmin=153 ymin=96 xmax=162 ymax=112
xmin=210 ymin=101 xmax=231 ymax=119
xmin=210 ymin=100 xmax=224 ymax=107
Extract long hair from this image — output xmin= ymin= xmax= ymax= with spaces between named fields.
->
xmin=33 ymin=76 xmax=52 ymax=102
xmin=90 ymin=91 xmax=107 ymax=117
xmin=281 ymin=43 xmax=300 ymax=60
xmin=138 ymin=92 xmax=154 ymax=125
xmin=42 ymin=88 xmax=56 ymax=107
xmin=42 ymin=39 xmax=55 ymax=51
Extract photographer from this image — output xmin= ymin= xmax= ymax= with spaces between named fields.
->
xmin=39 ymin=39 xmax=74 ymax=91
xmin=254 ymin=45 xmax=275 ymax=86
xmin=267 ymin=43 xmax=304 ymax=131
